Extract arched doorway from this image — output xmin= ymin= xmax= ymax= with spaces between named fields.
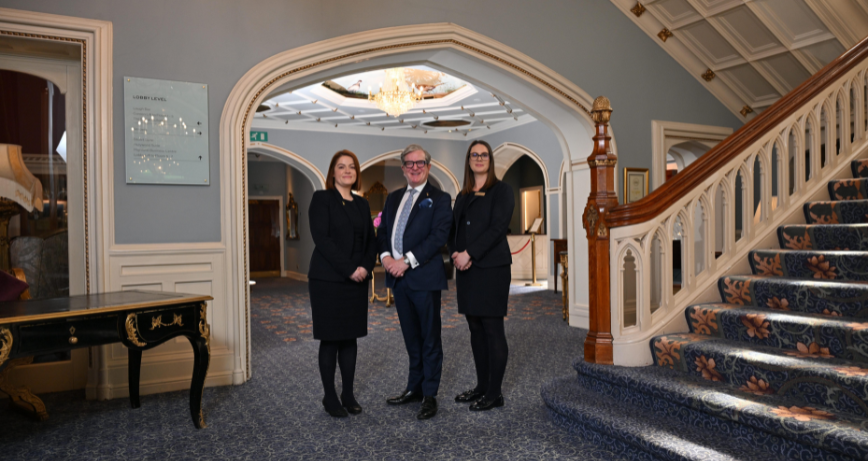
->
xmin=221 ymin=23 xmax=613 ymax=379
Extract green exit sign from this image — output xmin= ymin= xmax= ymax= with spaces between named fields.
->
xmin=250 ymin=131 xmax=268 ymax=142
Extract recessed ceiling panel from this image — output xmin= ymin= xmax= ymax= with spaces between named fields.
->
xmin=800 ymin=40 xmax=846 ymax=67
xmin=756 ymin=53 xmax=812 ymax=92
xmin=649 ymin=0 xmax=701 ymax=27
xmin=750 ymin=0 xmax=830 ymax=46
xmin=715 ymin=6 xmax=784 ymax=57
xmin=679 ymin=20 xmax=742 ymax=66
xmin=719 ymin=64 xmax=780 ymax=103
xmin=689 ymin=0 xmax=744 ymax=16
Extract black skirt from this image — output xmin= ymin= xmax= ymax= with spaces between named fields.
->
xmin=456 ymin=264 xmax=511 ymax=317
xmin=309 ymin=279 xmax=369 ymax=340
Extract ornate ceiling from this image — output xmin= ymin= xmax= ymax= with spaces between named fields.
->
xmin=611 ymin=0 xmax=868 ymax=120
xmin=250 ymin=65 xmax=534 ymax=139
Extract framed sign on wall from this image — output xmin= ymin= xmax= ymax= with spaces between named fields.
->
xmin=124 ymin=76 xmax=209 ymax=185
xmin=623 ymin=167 xmax=649 ymax=204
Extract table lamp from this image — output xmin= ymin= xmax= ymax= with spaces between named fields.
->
xmin=0 ymin=144 xmax=44 ymax=270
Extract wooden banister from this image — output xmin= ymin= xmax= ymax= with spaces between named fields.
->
xmin=582 ymin=96 xmax=617 ymax=365
xmin=606 ymin=34 xmax=868 ymax=229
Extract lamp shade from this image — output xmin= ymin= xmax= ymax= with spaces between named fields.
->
xmin=0 ymin=144 xmax=43 ymax=212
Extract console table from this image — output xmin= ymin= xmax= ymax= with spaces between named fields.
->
xmin=0 ymin=290 xmax=213 ymax=429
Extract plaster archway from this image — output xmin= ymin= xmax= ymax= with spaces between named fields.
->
xmin=248 ymin=142 xmax=327 ymax=189
xmin=221 ymin=23 xmax=610 ymax=380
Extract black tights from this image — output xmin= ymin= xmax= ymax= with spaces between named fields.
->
xmin=318 ymin=339 xmax=358 ymax=408
xmin=466 ymin=315 xmax=508 ymax=399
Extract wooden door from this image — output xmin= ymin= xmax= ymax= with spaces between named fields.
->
xmin=248 ymin=200 xmax=281 ymax=276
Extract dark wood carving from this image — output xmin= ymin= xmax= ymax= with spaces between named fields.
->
xmin=606 ymin=35 xmax=868 ymax=228
xmin=582 ymin=96 xmax=616 ymax=365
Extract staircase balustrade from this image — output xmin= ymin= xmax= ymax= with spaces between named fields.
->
xmin=584 ymin=36 xmax=868 ymax=366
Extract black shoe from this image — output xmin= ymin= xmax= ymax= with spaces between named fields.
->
xmin=454 ymin=388 xmax=485 ymax=403
xmin=469 ymin=395 xmax=504 ymax=411
xmin=341 ymin=395 xmax=363 ymax=415
xmin=387 ymin=390 xmax=424 ymax=405
xmin=417 ymin=396 xmax=438 ymax=420
xmin=323 ymin=398 xmax=349 ymax=417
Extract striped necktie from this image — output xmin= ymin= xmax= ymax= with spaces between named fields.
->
xmin=395 ymin=188 xmax=417 ymax=255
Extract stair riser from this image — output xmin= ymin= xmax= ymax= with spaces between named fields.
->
xmin=851 ymin=160 xmax=868 ymax=179
xmin=750 ymin=250 xmax=868 ymax=282
xmin=652 ymin=335 xmax=868 ymax=418
xmin=685 ymin=304 xmax=868 ymax=363
xmin=718 ymin=277 xmax=868 ymax=318
xmin=777 ymin=225 xmax=868 ymax=251
xmin=829 ymin=180 xmax=868 ymax=201
xmin=804 ymin=201 xmax=868 ymax=224
xmin=574 ymin=371 xmax=849 ymax=461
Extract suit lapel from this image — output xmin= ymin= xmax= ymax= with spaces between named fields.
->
xmin=386 ymin=188 xmax=402 ymax=233
xmin=332 ymin=189 xmax=353 ymax=223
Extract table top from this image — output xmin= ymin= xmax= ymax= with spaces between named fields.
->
xmin=0 ymin=290 xmax=213 ymax=324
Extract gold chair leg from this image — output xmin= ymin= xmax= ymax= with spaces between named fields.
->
xmin=0 ymin=356 xmax=48 ymax=421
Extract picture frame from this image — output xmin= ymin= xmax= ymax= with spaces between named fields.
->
xmin=623 ymin=167 xmax=649 ymax=204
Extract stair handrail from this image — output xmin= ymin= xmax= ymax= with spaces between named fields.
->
xmin=583 ymin=35 xmax=868 ymax=366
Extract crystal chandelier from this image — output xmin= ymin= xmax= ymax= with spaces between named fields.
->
xmin=368 ymin=68 xmax=423 ymax=117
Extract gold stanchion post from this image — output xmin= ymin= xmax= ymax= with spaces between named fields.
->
xmin=525 ymin=233 xmax=542 ymax=287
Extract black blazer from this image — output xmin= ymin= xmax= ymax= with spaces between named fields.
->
xmin=308 ymin=189 xmax=377 ymax=282
xmin=376 ymin=183 xmax=452 ymax=291
xmin=448 ymin=181 xmax=514 ymax=268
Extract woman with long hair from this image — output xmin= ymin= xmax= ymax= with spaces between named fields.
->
xmin=449 ymin=140 xmax=514 ymax=411
xmin=308 ymin=150 xmax=376 ymax=417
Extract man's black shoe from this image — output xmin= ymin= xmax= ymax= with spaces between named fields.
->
xmin=417 ymin=396 xmax=438 ymax=420
xmin=387 ymin=390 xmax=424 ymax=405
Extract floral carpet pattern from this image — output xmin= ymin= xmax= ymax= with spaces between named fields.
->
xmin=631 ymin=158 xmax=868 ymax=459
xmin=0 ymin=277 xmax=620 ymax=460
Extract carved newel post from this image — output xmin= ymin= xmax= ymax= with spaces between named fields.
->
xmin=582 ymin=96 xmax=616 ymax=365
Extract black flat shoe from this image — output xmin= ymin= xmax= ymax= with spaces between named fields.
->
xmin=387 ymin=390 xmax=424 ymax=405
xmin=469 ymin=395 xmax=504 ymax=411
xmin=341 ymin=396 xmax=363 ymax=415
xmin=323 ymin=398 xmax=349 ymax=417
xmin=454 ymin=388 xmax=485 ymax=403
xmin=417 ymin=396 xmax=438 ymax=420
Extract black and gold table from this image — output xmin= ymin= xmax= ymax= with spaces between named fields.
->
xmin=0 ymin=290 xmax=213 ymax=428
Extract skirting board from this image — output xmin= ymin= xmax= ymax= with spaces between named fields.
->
xmin=282 ymin=271 xmax=308 ymax=282
xmin=90 ymin=370 xmax=235 ymax=401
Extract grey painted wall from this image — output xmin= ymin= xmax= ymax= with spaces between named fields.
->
xmin=4 ymin=0 xmax=741 ymax=244
xmin=287 ymin=165 xmax=315 ymax=275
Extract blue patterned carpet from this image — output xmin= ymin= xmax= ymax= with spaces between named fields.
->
xmin=0 ymin=277 xmax=621 ymax=460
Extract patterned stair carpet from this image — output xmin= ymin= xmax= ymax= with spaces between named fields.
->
xmin=0 ymin=278 xmax=624 ymax=460
xmin=542 ymin=159 xmax=868 ymax=460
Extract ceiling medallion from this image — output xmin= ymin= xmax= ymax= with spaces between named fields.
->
xmin=368 ymin=68 xmax=423 ymax=117
xmin=658 ymin=28 xmax=673 ymax=42
xmin=701 ymin=69 xmax=715 ymax=82
xmin=740 ymin=105 xmax=754 ymax=117
xmin=630 ymin=2 xmax=646 ymax=17
xmin=422 ymin=120 xmax=471 ymax=128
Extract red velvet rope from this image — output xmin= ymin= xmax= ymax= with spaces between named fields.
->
xmin=510 ymin=238 xmax=532 ymax=255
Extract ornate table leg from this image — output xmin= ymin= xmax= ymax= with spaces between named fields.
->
xmin=369 ymin=260 xmax=394 ymax=306
xmin=0 ymin=328 xmax=48 ymax=421
xmin=128 ymin=349 xmax=142 ymax=408
xmin=188 ymin=303 xmax=211 ymax=429
xmin=560 ymin=253 xmax=569 ymax=323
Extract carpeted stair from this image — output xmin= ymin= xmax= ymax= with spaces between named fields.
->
xmin=542 ymin=160 xmax=868 ymax=460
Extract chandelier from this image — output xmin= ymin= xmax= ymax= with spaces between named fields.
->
xmin=368 ymin=68 xmax=423 ymax=117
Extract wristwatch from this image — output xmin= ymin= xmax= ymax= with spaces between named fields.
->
xmin=403 ymin=255 xmax=411 ymax=266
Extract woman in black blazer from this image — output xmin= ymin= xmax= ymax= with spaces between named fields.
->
xmin=308 ymin=150 xmax=376 ymax=418
xmin=449 ymin=140 xmax=514 ymax=411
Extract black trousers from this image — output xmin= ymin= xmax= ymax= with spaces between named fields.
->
xmin=466 ymin=315 xmax=508 ymax=398
xmin=394 ymin=280 xmax=443 ymax=397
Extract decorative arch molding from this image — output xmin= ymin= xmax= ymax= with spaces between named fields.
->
xmin=221 ymin=23 xmax=607 ymax=379
xmin=651 ymin=120 xmax=733 ymax=190
xmin=492 ymin=142 xmax=551 ymax=191
xmin=359 ymin=149 xmax=461 ymax=198
xmin=248 ymin=142 xmax=326 ymax=189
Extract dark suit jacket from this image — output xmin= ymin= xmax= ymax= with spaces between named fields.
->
xmin=448 ymin=181 xmax=514 ymax=268
xmin=377 ymin=183 xmax=452 ymax=291
xmin=308 ymin=189 xmax=377 ymax=282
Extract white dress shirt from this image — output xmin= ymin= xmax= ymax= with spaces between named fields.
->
xmin=381 ymin=182 xmax=427 ymax=269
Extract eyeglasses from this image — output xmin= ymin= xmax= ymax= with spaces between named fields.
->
xmin=402 ymin=160 xmax=428 ymax=169
xmin=470 ymin=153 xmax=490 ymax=160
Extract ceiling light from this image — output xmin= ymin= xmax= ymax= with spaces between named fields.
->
xmin=368 ymin=68 xmax=423 ymax=117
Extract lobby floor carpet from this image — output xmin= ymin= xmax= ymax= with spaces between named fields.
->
xmin=0 ymin=278 xmax=622 ymax=460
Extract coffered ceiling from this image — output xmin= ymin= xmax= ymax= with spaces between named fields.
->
xmin=250 ymin=65 xmax=534 ymax=140
xmin=611 ymin=0 xmax=868 ymax=120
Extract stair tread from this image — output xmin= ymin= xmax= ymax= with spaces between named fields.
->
xmin=542 ymin=376 xmax=776 ymax=461
xmin=572 ymin=359 xmax=868 ymax=459
xmin=749 ymin=249 xmax=868 ymax=281
xmin=687 ymin=301 xmax=867 ymax=324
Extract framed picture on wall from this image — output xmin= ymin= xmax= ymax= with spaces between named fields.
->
xmin=623 ymin=168 xmax=649 ymax=204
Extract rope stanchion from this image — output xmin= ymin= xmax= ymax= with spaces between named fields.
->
xmin=511 ymin=238 xmax=532 ymax=255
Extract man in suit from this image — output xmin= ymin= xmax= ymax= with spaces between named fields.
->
xmin=378 ymin=144 xmax=452 ymax=420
